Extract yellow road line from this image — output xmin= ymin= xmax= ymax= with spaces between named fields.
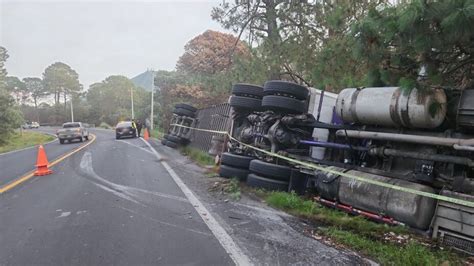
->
xmin=0 ymin=134 xmax=96 ymax=194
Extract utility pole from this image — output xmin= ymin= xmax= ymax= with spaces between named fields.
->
xmin=150 ymin=69 xmax=154 ymax=130
xmin=131 ymin=87 xmax=135 ymax=119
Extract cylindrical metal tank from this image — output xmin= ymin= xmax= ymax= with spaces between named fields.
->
xmin=335 ymin=87 xmax=447 ymax=129
xmin=337 ymin=171 xmax=437 ymax=229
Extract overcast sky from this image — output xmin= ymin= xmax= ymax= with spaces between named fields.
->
xmin=0 ymin=0 xmax=227 ymax=89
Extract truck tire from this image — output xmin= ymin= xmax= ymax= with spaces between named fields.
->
xmin=167 ymin=134 xmax=189 ymax=145
xmin=249 ymin=160 xmax=292 ymax=182
xmin=173 ymin=107 xmax=196 ymax=118
xmin=165 ymin=140 xmax=178 ymax=149
xmin=264 ymin=80 xmax=309 ymax=100
xmin=246 ymin=173 xmax=289 ymax=191
xmin=59 ymin=139 xmax=65 ymax=144
xmin=85 ymin=135 xmax=89 ymax=141
xmin=262 ymin=95 xmax=306 ymax=114
xmin=161 ymin=139 xmax=167 ymax=145
xmin=221 ymin=153 xmax=253 ymax=169
xmin=175 ymin=103 xmax=197 ymax=113
xmin=232 ymin=84 xmax=264 ymax=98
xmin=230 ymin=95 xmax=261 ymax=110
xmin=219 ymin=165 xmax=249 ymax=181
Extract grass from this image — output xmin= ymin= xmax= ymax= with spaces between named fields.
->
xmin=264 ymin=191 xmax=464 ymax=266
xmin=151 ymin=128 xmax=165 ymax=139
xmin=0 ymin=131 xmax=55 ymax=154
xmin=179 ymin=146 xmax=215 ymax=166
xmin=325 ymin=228 xmax=462 ymax=266
xmin=224 ymin=178 xmax=241 ymax=200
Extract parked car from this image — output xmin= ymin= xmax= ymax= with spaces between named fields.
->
xmin=21 ymin=122 xmax=32 ymax=129
xmin=30 ymin=122 xmax=40 ymax=129
xmin=57 ymin=122 xmax=89 ymax=144
xmin=115 ymin=121 xmax=136 ymax=139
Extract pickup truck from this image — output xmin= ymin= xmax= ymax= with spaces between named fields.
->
xmin=57 ymin=122 xmax=89 ymax=144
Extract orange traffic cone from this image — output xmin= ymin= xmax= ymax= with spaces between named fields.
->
xmin=144 ymin=128 xmax=150 ymax=141
xmin=34 ymin=145 xmax=52 ymax=176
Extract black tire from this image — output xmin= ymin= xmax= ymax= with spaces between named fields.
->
xmin=232 ymin=84 xmax=264 ymax=98
xmin=229 ymin=95 xmax=261 ymax=111
xmin=59 ymin=139 xmax=65 ymax=144
xmin=163 ymin=134 xmax=170 ymax=140
xmin=175 ymin=103 xmax=197 ymax=113
xmin=161 ymin=139 xmax=167 ymax=145
xmin=221 ymin=153 xmax=253 ymax=169
xmin=173 ymin=107 xmax=196 ymax=118
xmin=167 ymin=134 xmax=189 ymax=145
xmin=264 ymin=80 xmax=309 ymax=100
xmin=262 ymin=95 xmax=306 ymax=114
xmin=249 ymin=160 xmax=292 ymax=181
xmin=219 ymin=165 xmax=249 ymax=181
xmin=79 ymin=136 xmax=84 ymax=142
xmin=165 ymin=140 xmax=178 ymax=149
xmin=246 ymin=173 xmax=289 ymax=191
xmin=85 ymin=135 xmax=89 ymax=141
xmin=116 ymin=135 xmax=120 ymax=140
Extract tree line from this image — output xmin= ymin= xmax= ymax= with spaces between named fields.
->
xmin=154 ymin=0 xmax=474 ymax=129
xmin=1 ymin=46 xmax=151 ymax=135
xmin=2 ymin=0 xmax=472 ymax=136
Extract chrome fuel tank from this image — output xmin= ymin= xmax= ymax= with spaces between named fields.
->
xmin=335 ymin=87 xmax=447 ymax=129
xmin=338 ymin=171 xmax=437 ymax=229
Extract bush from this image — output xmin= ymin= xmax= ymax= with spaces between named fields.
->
xmin=99 ymin=122 xmax=112 ymax=129
xmin=0 ymin=89 xmax=23 ymax=144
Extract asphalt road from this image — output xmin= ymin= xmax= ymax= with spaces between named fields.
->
xmin=0 ymin=129 xmax=233 ymax=265
xmin=0 ymin=127 xmax=84 ymax=187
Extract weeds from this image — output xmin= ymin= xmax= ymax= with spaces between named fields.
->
xmin=264 ymin=191 xmax=464 ymax=265
xmin=179 ymin=146 xmax=215 ymax=166
xmin=224 ymin=178 xmax=241 ymax=200
xmin=324 ymin=228 xmax=462 ymax=266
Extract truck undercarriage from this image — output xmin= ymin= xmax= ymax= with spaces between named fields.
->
xmin=224 ymin=82 xmax=474 ymax=254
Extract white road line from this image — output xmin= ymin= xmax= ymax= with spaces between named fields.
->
xmin=116 ymin=139 xmax=154 ymax=155
xmin=140 ymin=138 xmax=252 ymax=266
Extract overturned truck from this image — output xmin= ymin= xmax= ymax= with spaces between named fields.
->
xmin=219 ymin=81 xmax=474 ymax=254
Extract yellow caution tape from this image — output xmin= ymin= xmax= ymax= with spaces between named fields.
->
xmin=170 ymin=124 xmax=474 ymax=208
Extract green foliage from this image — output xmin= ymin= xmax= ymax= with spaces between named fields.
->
xmin=325 ymin=228 xmax=462 ymax=266
xmin=0 ymin=88 xmax=24 ymax=143
xmin=0 ymin=131 xmax=54 ymax=154
xmin=265 ymin=191 xmax=406 ymax=238
xmin=0 ymin=47 xmax=23 ymax=144
xmin=352 ymin=0 xmax=474 ymax=90
xmin=86 ymin=75 xmax=149 ymax=126
xmin=99 ymin=122 xmax=112 ymax=129
xmin=179 ymin=146 xmax=215 ymax=166
xmin=23 ymin=77 xmax=47 ymax=109
xmin=264 ymin=191 xmax=463 ymax=265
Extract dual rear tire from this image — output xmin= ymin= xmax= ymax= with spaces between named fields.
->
xmin=246 ymin=160 xmax=291 ymax=191
xmin=218 ymin=152 xmax=253 ymax=181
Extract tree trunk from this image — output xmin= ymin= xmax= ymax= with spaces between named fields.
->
xmin=64 ymin=91 xmax=67 ymax=111
xmin=34 ymin=98 xmax=39 ymax=123
xmin=264 ymin=0 xmax=281 ymax=80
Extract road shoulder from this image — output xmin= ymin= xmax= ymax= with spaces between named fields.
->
xmin=148 ymin=139 xmax=366 ymax=265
